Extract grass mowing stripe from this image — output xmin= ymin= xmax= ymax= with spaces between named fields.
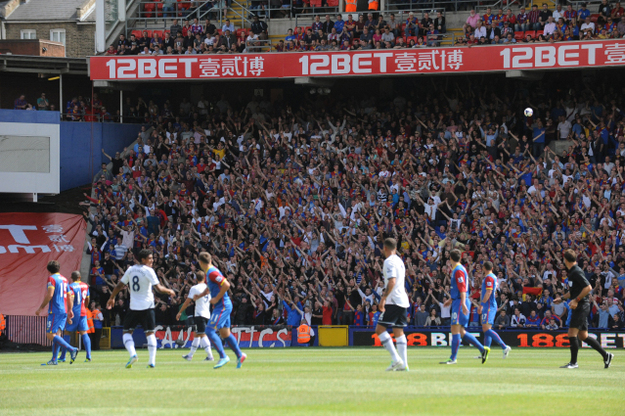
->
xmin=0 ymin=348 xmax=623 ymax=416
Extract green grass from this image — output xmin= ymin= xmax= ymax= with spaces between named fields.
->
xmin=0 ymin=347 xmax=623 ymax=416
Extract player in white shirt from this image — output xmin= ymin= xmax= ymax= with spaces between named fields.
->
xmin=107 ymin=249 xmax=175 ymax=369
xmin=176 ymin=270 xmax=214 ymax=362
xmin=375 ymin=238 xmax=410 ymax=371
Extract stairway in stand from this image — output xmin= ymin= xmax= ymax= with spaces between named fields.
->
xmin=227 ymin=1 xmax=247 ymax=31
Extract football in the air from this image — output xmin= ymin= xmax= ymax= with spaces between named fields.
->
xmin=524 ymin=108 xmax=533 ymax=117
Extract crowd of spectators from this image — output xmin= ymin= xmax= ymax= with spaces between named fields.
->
xmin=11 ymin=93 xmax=115 ymax=121
xmin=277 ymin=12 xmax=446 ymax=51
xmin=12 ymin=93 xmax=54 ymax=112
xmin=108 ymin=16 xmax=269 ymax=55
xmin=461 ymin=2 xmax=625 ymax=45
xmin=108 ymin=2 xmax=625 ymax=55
xmin=81 ymin=76 xmax=625 ymax=333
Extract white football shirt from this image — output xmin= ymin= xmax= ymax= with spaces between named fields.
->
xmin=383 ymin=254 xmax=409 ymax=308
xmin=121 ymin=264 xmax=160 ymax=311
xmin=188 ymin=283 xmax=211 ymax=319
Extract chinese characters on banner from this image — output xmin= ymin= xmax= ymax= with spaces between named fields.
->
xmin=90 ymin=40 xmax=625 ymax=81
xmin=0 ymin=213 xmax=87 ymax=316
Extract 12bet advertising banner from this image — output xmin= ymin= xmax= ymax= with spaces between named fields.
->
xmin=352 ymin=328 xmax=625 ymax=349
xmin=90 ymin=40 xmax=625 ymax=81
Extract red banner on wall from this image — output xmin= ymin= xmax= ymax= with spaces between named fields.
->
xmin=0 ymin=213 xmax=87 ymax=316
xmin=89 ymin=40 xmax=625 ymax=81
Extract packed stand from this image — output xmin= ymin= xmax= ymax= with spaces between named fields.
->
xmin=276 ymin=12 xmax=447 ymax=51
xmin=109 ymin=16 xmax=268 ymax=55
xmin=459 ymin=2 xmax=625 ymax=45
xmin=82 ymin=78 xmax=625 ymax=332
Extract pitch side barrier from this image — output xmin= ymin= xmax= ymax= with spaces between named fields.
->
xmin=104 ymin=325 xmax=625 ymax=350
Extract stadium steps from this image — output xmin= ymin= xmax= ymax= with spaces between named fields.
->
xmin=444 ymin=28 xmax=464 ymax=45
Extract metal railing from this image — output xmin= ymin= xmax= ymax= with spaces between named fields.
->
xmin=229 ymin=0 xmax=254 ymax=27
xmin=244 ymin=38 xmax=273 ymax=52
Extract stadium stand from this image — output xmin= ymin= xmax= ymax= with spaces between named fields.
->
xmin=79 ymin=75 xmax=625 ymax=331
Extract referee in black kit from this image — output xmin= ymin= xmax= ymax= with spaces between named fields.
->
xmin=553 ymin=249 xmax=614 ymax=369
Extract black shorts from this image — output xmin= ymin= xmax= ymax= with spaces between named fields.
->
xmin=569 ymin=301 xmax=590 ymax=331
xmin=123 ymin=309 xmax=156 ymax=332
xmin=377 ymin=304 xmax=408 ymax=328
xmin=191 ymin=316 xmax=209 ymax=334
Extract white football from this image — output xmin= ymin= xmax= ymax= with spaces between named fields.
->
xmin=524 ymin=108 xmax=533 ymax=117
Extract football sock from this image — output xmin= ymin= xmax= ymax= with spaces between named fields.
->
xmin=485 ymin=329 xmax=507 ymax=349
xmin=53 ymin=335 xmax=74 ymax=352
xmin=52 ymin=341 xmax=59 ymax=361
xmin=58 ymin=344 xmax=66 ymax=360
xmin=378 ymin=331 xmax=400 ymax=363
xmin=123 ymin=333 xmax=136 ymax=358
xmin=583 ymin=336 xmax=607 ymax=360
xmin=200 ymin=336 xmax=213 ymax=358
xmin=189 ymin=337 xmax=200 ymax=357
xmin=82 ymin=333 xmax=92 ymax=360
xmin=450 ymin=334 xmax=461 ymax=361
xmin=462 ymin=332 xmax=485 ymax=354
xmin=146 ymin=334 xmax=157 ymax=366
xmin=225 ymin=334 xmax=243 ymax=359
xmin=568 ymin=336 xmax=579 ymax=364
xmin=483 ymin=333 xmax=492 ymax=348
xmin=206 ymin=330 xmax=226 ymax=359
xmin=396 ymin=334 xmax=408 ymax=368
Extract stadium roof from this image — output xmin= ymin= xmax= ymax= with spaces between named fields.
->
xmin=6 ymin=0 xmax=94 ymax=22
xmin=0 ymin=55 xmax=88 ymax=75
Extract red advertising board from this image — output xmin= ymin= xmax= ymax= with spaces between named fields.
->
xmin=0 ymin=213 xmax=87 ymax=316
xmin=89 ymin=40 xmax=625 ymax=81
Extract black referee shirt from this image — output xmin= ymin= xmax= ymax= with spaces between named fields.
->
xmin=567 ymin=264 xmax=591 ymax=303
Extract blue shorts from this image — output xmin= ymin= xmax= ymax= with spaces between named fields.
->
xmin=481 ymin=306 xmax=497 ymax=325
xmin=208 ymin=303 xmax=232 ymax=331
xmin=65 ymin=315 xmax=89 ymax=333
xmin=47 ymin=313 xmax=67 ymax=334
xmin=450 ymin=298 xmax=470 ymax=327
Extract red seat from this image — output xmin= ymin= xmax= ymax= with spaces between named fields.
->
xmin=310 ymin=0 xmax=322 ymax=7
xmin=305 ymin=26 xmax=312 ymax=32
xmin=236 ymin=28 xmax=246 ymax=37
xmin=156 ymin=1 xmax=164 ymax=17
xmin=514 ymin=31 xmax=524 ymax=40
xmin=143 ymin=2 xmax=155 ymax=18
xmin=131 ymin=30 xmax=143 ymax=39
xmin=327 ymin=0 xmax=338 ymax=6
xmin=152 ymin=30 xmax=163 ymax=38
xmin=528 ymin=30 xmax=537 ymax=39
xmin=142 ymin=30 xmax=153 ymax=38
xmin=163 ymin=29 xmax=170 ymax=36
xmin=590 ymin=13 xmax=600 ymax=23
xmin=217 ymin=29 xmax=222 ymax=35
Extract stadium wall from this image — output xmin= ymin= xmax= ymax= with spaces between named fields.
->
xmin=0 ymin=110 xmax=142 ymax=192
xmin=59 ymin=121 xmax=143 ymax=190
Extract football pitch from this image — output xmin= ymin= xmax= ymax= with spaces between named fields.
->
xmin=0 ymin=348 xmax=623 ymax=416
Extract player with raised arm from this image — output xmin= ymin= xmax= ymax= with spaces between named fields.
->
xmin=35 ymin=261 xmax=79 ymax=365
xmin=440 ymin=249 xmax=490 ymax=365
xmin=106 ymin=249 xmax=175 ymax=369
xmin=176 ymin=270 xmax=214 ymax=362
xmin=58 ymin=271 xmax=92 ymax=363
xmin=478 ymin=261 xmax=511 ymax=358
xmin=194 ymin=252 xmax=247 ymax=369
xmin=555 ymin=249 xmax=614 ymax=369
xmin=374 ymin=238 xmax=409 ymax=371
